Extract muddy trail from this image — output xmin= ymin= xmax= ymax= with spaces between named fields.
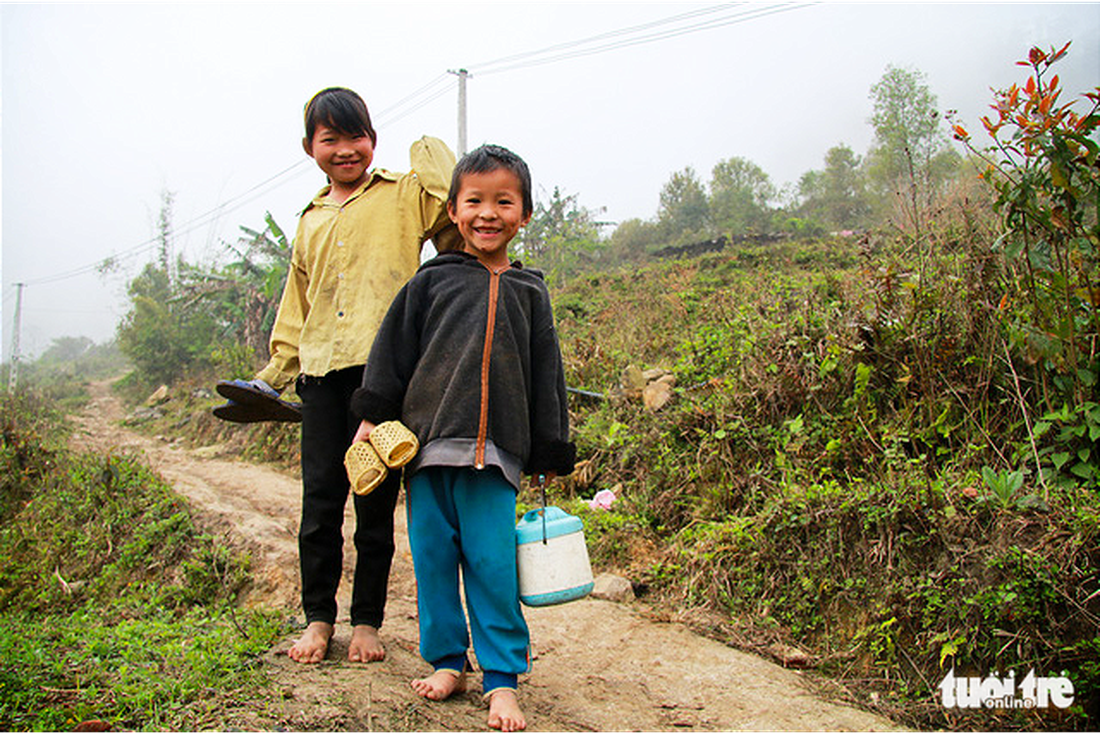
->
xmin=71 ymin=380 xmax=898 ymax=731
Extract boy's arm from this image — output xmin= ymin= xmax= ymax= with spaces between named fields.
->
xmin=408 ymin=136 xmax=463 ymax=253
xmin=350 ymin=281 xmax=420 ymax=425
xmin=525 ymin=287 xmax=577 ymax=477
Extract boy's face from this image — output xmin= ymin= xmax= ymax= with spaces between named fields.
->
xmin=303 ymin=123 xmax=375 ymax=199
xmin=447 ymin=167 xmax=531 ymax=269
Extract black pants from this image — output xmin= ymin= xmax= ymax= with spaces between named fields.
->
xmin=297 ymin=366 xmax=400 ymax=628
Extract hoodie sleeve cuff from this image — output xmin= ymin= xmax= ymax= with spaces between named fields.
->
xmin=350 ymin=387 xmax=403 ymax=425
xmin=525 ymin=441 xmax=577 ymax=477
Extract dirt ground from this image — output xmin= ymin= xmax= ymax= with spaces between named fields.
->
xmin=71 ymin=380 xmax=900 ymax=731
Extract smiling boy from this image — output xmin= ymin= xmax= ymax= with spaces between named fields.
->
xmin=349 ymin=145 xmax=576 ymax=731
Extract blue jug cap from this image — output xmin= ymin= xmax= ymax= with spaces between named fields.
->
xmin=516 ymin=506 xmax=583 ymax=544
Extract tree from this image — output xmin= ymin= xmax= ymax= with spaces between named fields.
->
xmin=657 ymin=167 xmax=711 ymax=242
xmin=117 ymin=196 xmax=219 ymax=385
xmin=178 ymin=212 xmax=292 ymax=355
xmin=798 ymin=144 xmax=870 ymax=230
xmin=951 ymin=42 xmax=1100 ymax=414
xmin=36 ymin=336 xmax=94 ymax=365
xmin=117 ymin=262 xmax=214 ymax=385
xmin=17 ymin=337 xmax=127 ymax=391
xmin=867 ymin=65 xmax=944 ymax=184
xmin=708 ymin=156 xmax=776 ymax=235
xmin=865 ymin=65 xmax=960 ymax=224
xmin=607 ymin=218 xmax=663 ymax=263
xmin=519 ymin=187 xmax=605 ymax=285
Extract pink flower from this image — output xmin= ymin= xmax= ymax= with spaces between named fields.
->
xmin=588 ymin=488 xmax=616 ymax=511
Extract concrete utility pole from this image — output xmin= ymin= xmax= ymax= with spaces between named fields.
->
xmin=448 ymin=68 xmax=470 ymax=156
xmin=9 ymin=283 xmax=24 ymax=392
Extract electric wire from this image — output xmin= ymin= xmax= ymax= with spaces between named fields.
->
xmin=374 ymin=73 xmax=451 ymax=121
xmin=14 ymin=2 xmax=810 ymax=290
xmin=21 ymin=158 xmax=315 ymax=287
xmin=379 ymin=83 xmax=456 ymax=128
xmin=468 ymin=3 xmax=810 ymax=76
xmin=465 ymin=2 xmax=738 ymax=73
xmin=20 ymin=75 xmax=455 ymax=288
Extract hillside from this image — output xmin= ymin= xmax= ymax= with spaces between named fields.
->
xmin=73 ymin=229 xmax=1099 ymax=731
xmin=544 ymin=234 xmax=1099 ymax=730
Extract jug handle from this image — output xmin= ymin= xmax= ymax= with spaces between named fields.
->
xmin=534 ymin=474 xmax=548 ymax=544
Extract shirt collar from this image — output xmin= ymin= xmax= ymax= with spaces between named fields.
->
xmin=301 ymin=167 xmax=401 ymax=213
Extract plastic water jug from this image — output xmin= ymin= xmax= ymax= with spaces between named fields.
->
xmin=515 ymin=506 xmax=594 ymax=606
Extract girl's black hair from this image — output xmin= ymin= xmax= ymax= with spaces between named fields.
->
xmin=447 ymin=144 xmax=533 ymax=217
xmin=304 ymin=87 xmax=377 ymax=145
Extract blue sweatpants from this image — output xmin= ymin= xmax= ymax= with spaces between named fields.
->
xmin=407 ymin=466 xmax=529 ymax=694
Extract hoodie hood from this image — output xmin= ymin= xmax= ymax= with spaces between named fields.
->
xmin=419 ymin=250 xmax=534 ymax=275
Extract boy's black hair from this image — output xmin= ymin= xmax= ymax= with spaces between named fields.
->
xmin=447 ymin=144 xmax=533 ymax=217
xmin=304 ymin=87 xmax=377 ymax=145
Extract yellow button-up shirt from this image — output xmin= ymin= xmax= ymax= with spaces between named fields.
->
xmin=256 ymin=136 xmax=461 ymax=391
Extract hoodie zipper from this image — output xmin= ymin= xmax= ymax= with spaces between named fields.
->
xmin=476 ymin=263 xmax=509 ymax=469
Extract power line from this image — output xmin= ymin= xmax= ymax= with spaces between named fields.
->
xmin=379 ymin=83 xmax=456 ymax=128
xmin=468 ymin=3 xmax=811 ymax=76
xmin=14 ymin=2 xmax=810 ymax=291
xmin=18 ymin=75 xmax=461 ymax=290
xmin=374 ymin=73 xmax=452 ymax=121
xmin=466 ymin=2 xmax=739 ymax=74
xmin=21 ymin=158 xmax=316 ymax=287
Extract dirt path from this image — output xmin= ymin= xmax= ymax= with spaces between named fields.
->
xmin=71 ymin=380 xmax=898 ymax=731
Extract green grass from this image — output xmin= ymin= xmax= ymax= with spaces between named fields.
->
xmin=0 ymin=390 xmax=288 ymax=731
xmin=0 ymin=604 xmax=284 ymax=731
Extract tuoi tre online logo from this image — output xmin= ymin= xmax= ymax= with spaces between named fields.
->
xmin=939 ymin=668 xmax=1075 ymax=709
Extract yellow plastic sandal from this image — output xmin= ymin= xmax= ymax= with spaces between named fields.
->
xmin=345 ymin=441 xmax=388 ymax=496
xmin=369 ymin=421 xmax=420 ymax=468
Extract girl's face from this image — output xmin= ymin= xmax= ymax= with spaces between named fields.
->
xmin=447 ymin=167 xmax=531 ymax=269
xmin=303 ymin=124 xmax=375 ymax=202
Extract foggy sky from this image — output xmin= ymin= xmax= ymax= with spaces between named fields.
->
xmin=3 ymin=1 xmax=1098 ymax=361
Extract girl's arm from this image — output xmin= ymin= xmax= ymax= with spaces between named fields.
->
xmin=351 ymin=279 xmax=420 ymax=426
xmin=408 ymin=136 xmax=462 ymax=253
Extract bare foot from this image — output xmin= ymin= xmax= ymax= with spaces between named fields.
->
xmin=410 ymin=669 xmax=467 ymax=701
xmin=487 ymin=689 xmax=526 ymax=732
xmin=287 ymin=621 xmax=333 ymax=664
xmin=348 ymin=624 xmax=385 ymax=662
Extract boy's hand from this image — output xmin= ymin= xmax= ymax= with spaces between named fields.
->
xmin=352 ymin=420 xmax=376 ymax=446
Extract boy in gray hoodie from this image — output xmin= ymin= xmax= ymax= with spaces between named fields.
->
xmin=350 ymin=144 xmax=575 ymax=731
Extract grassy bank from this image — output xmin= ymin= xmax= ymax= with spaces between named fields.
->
xmin=548 ymin=232 xmax=1099 ymax=730
xmin=0 ymin=391 xmax=286 ymax=731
